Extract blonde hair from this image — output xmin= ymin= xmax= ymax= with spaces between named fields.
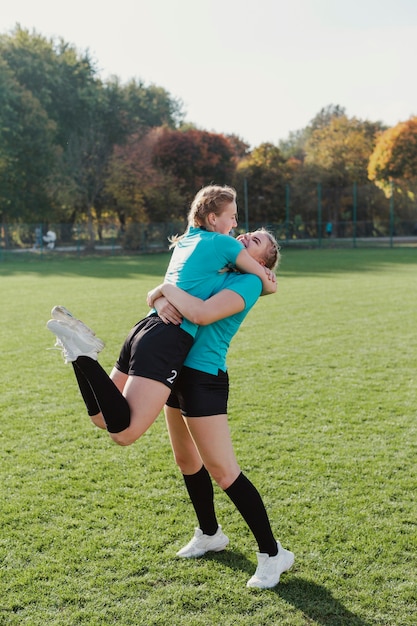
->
xmin=170 ymin=185 xmax=237 ymax=247
xmin=256 ymin=228 xmax=281 ymax=270
xmin=188 ymin=184 xmax=236 ymax=228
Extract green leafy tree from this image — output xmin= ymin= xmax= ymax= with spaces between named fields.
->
xmin=0 ymin=26 xmax=102 ymax=233
xmin=305 ymin=115 xmax=378 ymax=185
xmin=0 ymin=26 xmax=185 ymax=238
xmin=304 ymin=115 xmax=382 ymax=232
xmin=0 ymin=56 xmax=57 ymax=224
xmin=279 ymin=105 xmax=347 ymax=161
xmin=235 ymin=143 xmax=288 ymax=223
xmin=119 ymin=79 xmax=184 ymax=131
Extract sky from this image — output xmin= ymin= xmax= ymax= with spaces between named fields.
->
xmin=2 ymin=0 xmax=417 ymax=148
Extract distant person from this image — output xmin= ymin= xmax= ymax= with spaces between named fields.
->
xmin=34 ymin=226 xmax=42 ymax=249
xmin=43 ymin=230 xmax=57 ymax=249
xmin=326 ymin=222 xmax=332 ymax=237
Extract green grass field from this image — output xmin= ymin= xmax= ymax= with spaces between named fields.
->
xmin=1 ymin=248 xmax=416 ymax=626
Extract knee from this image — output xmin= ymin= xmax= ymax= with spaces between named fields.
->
xmin=173 ymin=450 xmax=201 ymax=475
xmin=209 ymin=465 xmax=241 ymax=491
xmin=90 ymin=414 xmax=106 ymax=429
xmin=109 ymin=431 xmax=134 ymax=446
xmin=214 ymin=474 xmax=236 ymax=490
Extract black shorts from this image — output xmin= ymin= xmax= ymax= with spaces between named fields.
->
xmin=115 ymin=315 xmax=193 ymax=389
xmin=166 ymin=366 xmax=229 ymax=417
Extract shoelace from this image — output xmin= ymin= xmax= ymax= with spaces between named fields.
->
xmin=46 ymin=338 xmax=65 ymax=352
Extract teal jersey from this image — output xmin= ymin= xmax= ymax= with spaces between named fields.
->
xmin=163 ymin=226 xmax=244 ymax=337
xmin=184 ymin=273 xmax=263 ymax=375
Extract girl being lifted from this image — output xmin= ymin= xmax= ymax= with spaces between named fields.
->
xmin=47 ymin=185 xmax=276 ymax=446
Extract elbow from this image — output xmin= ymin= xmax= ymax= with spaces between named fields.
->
xmin=184 ymin=307 xmax=210 ymax=325
xmin=262 ymin=280 xmax=277 ymax=296
xmin=188 ymin=312 xmax=209 ymax=325
xmin=194 ymin=315 xmax=210 ymax=326
xmin=181 ymin=304 xmax=210 ymax=325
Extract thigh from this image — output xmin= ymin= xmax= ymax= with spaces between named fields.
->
xmin=185 ymin=414 xmax=240 ymax=489
xmin=165 ymin=406 xmax=203 ymax=474
xmin=110 ymin=376 xmax=171 ymax=446
xmin=110 ymin=366 xmax=128 ymax=393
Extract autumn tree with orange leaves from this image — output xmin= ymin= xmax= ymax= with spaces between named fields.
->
xmin=368 ymin=116 xmax=417 ymax=195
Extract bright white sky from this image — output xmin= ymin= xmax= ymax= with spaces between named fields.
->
xmin=2 ymin=0 xmax=417 ymax=148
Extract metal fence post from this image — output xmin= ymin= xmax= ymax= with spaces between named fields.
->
xmin=317 ymin=183 xmax=322 ymax=248
xmin=285 ymin=184 xmax=290 ymax=240
xmin=243 ymin=178 xmax=249 ymax=232
xmin=390 ymin=181 xmax=394 ymax=248
xmin=353 ymin=181 xmax=357 ymax=248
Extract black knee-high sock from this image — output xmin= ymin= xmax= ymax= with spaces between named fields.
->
xmin=72 ymin=362 xmax=100 ymax=416
xmin=183 ymin=466 xmax=218 ymax=536
xmin=225 ymin=472 xmax=278 ymax=556
xmin=74 ymin=356 xmax=130 ymax=433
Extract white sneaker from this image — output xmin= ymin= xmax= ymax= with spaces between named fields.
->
xmin=246 ymin=541 xmax=294 ymax=589
xmin=51 ymin=305 xmax=96 ymax=337
xmin=46 ymin=319 xmax=105 ymax=363
xmin=176 ymin=526 xmax=229 ymax=558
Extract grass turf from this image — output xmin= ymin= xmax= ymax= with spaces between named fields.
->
xmin=0 ymin=248 xmax=416 ymax=625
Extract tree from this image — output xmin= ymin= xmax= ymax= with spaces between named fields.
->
xmin=225 ymin=134 xmax=251 ymax=161
xmin=309 ymin=104 xmax=346 ymax=131
xmin=235 ymin=143 xmax=288 ymax=223
xmin=304 ymin=115 xmax=379 ymax=186
xmin=152 ymin=128 xmax=235 ymax=198
xmin=105 ymin=128 xmax=185 ymax=227
xmin=0 ymin=56 xmax=57 ymax=224
xmin=279 ymin=105 xmax=347 ymax=161
xmin=368 ymin=116 xmax=417 ymax=229
xmin=0 ymin=26 xmax=185 ymax=236
xmin=0 ymin=26 xmax=103 ymax=232
xmin=303 ymin=115 xmax=382 ymax=233
xmin=119 ymin=79 xmax=184 ymax=131
xmin=368 ymin=116 xmax=417 ymax=193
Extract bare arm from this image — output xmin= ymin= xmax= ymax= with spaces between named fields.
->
xmin=153 ymin=296 xmax=183 ymax=325
xmin=148 ymin=284 xmax=245 ymax=326
xmin=234 ymin=248 xmax=276 ymax=295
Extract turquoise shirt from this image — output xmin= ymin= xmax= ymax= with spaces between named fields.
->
xmin=183 ymin=273 xmax=263 ymax=374
xmin=163 ymin=226 xmax=244 ymax=337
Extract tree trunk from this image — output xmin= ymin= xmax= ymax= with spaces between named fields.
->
xmin=85 ymin=205 xmax=95 ymax=251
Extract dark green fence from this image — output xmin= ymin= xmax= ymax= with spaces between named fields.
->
xmin=1 ymin=182 xmax=417 ymax=256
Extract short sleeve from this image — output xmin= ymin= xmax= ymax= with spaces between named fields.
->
xmin=213 ymin=234 xmax=244 ymax=267
xmin=222 ymin=274 xmax=262 ymax=309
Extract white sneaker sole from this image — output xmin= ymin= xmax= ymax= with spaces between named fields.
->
xmin=51 ymin=305 xmax=96 ymax=336
xmin=246 ymin=543 xmax=295 ymax=589
xmin=47 ymin=319 xmax=105 ymax=353
xmin=177 ymin=538 xmax=229 ymax=558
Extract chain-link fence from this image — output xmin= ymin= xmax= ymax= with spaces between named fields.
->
xmin=1 ymin=219 xmax=416 ymax=259
xmin=0 ymin=221 xmax=184 ymax=255
xmin=2 ymin=180 xmax=417 ymax=256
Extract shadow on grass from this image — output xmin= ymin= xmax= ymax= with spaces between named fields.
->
xmin=209 ymin=550 xmax=370 ymax=626
xmin=277 ymin=578 xmax=370 ymax=626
